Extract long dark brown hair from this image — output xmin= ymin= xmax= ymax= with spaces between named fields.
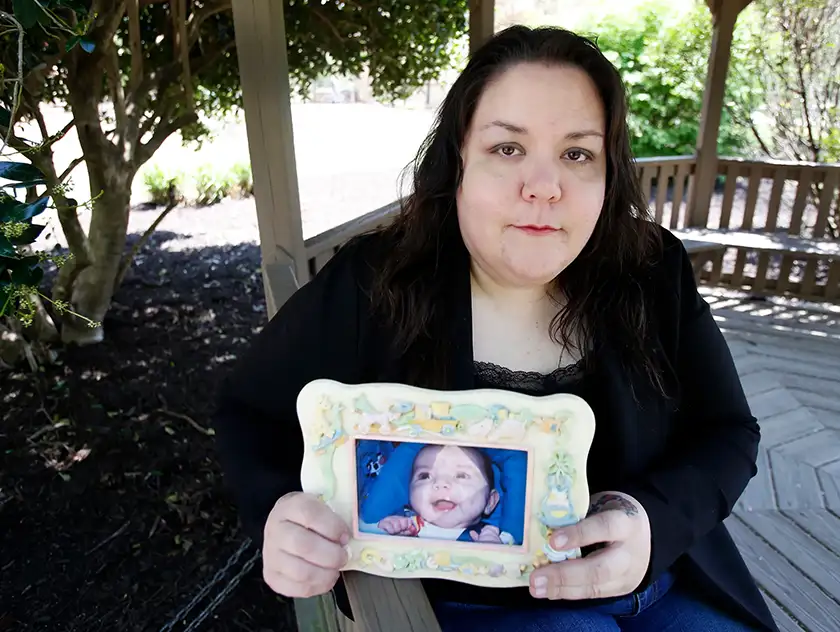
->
xmin=365 ymin=25 xmax=664 ymax=391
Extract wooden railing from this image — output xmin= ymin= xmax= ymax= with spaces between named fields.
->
xmin=303 ymin=156 xmax=840 ymax=302
xmin=634 ymin=156 xmax=697 ymax=229
xmin=688 ymin=158 xmax=840 ymax=301
xmin=304 ymin=200 xmax=401 ymax=276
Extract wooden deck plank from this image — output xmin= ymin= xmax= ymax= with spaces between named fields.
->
xmin=727 ymin=339 xmax=755 ymax=360
xmin=759 ymin=408 xmax=824 ymax=450
xmin=736 ymin=511 xmax=840 ymax=601
xmin=779 ymin=374 xmax=840 ymax=398
xmin=735 ymin=354 xmax=840 ymax=383
xmin=718 ymin=313 xmax=840 ymax=346
xmin=760 ymin=592 xmax=807 ymax=632
xmin=725 ymin=516 xmax=840 ymax=632
xmin=783 ymin=511 xmax=840 ymax=554
xmin=720 ymin=327 xmax=840 ymax=360
xmin=817 ymin=461 xmax=840 ymax=511
xmin=813 ymin=409 xmax=840 ymax=432
xmin=751 ymin=389 xmax=806 ymax=422
xmin=741 ymin=370 xmax=784 ymax=397
xmin=737 ymin=448 xmax=778 ymax=511
xmin=733 ymin=353 xmax=775 ymax=377
xmin=768 ymin=451 xmax=825 ymax=510
xmin=789 ymin=389 xmax=840 ymax=415
xmin=772 ymin=430 xmax=840 ymax=468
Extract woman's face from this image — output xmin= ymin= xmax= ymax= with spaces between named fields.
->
xmin=456 ymin=62 xmax=607 ymax=290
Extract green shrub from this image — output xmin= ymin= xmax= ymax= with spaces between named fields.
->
xmin=142 ymin=165 xmax=183 ymax=206
xmin=193 ymin=165 xmax=234 ymax=206
xmin=580 ymin=2 xmax=758 ymax=158
xmin=230 ymin=162 xmax=254 ymax=198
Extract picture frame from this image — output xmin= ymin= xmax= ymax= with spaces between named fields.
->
xmin=296 ymin=379 xmax=596 ymax=588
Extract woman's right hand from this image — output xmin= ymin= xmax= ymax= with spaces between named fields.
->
xmin=262 ymin=491 xmax=351 ymax=598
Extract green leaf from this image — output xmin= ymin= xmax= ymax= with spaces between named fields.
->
xmin=0 ymin=233 xmax=15 ymax=257
xmin=10 ymin=197 xmax=49 ymax=221
xmin=9 ymin=257 xmax=43 ymax=286
xmin=66 ymin=35 xmax=82 ymax=53
xmin=0 ymin=195 xmax=23 ymax=222
xmin=36 ymin=7 xmax=51 ymax=26
xmin=1 ymin=179 xmax=46 ymax=189
xmin=0 ymin=162 xmax=44 ymax=183
xmin=0 ymin=106 xmax=10 ymax=129
xmin=13 ymin=0 xmax=40 ymax=29
xmin=10 ymin=223 xmax=45 ymax=245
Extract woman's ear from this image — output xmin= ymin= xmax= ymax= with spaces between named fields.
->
xmin=484 ymin=489 xmax=501 ymax=515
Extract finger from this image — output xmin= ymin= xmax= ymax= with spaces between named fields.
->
xmin=277 ymin=522 xmax=349 ymax=570
xmin=263 ymin=559 xmax=339 ymax=598
xmin=532 ymin=546 xmax=629 ymax=591
xmin=470 ymin=531 xmax=479 ymax=541
xmin=551 ymin=509 xmax=633 ymax=550
xmin=535 ymin=577 xmax=628 ymax=601
xmin=282 ymin=495 xmax=351 ymax=544
xmin=266 ymin=548 xmax=342 ymax=588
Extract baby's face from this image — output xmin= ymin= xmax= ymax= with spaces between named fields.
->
xmin=409 ymin=445 xmax=499 ymax=529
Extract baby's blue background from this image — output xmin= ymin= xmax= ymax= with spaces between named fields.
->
xmin=355 ymin=439 xmax=528 ymax=545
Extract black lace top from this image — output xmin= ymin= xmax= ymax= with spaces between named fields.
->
xmin=473 ymin=358 xmax=586 ymax=396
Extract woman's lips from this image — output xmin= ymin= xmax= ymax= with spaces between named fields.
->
xmin=514 ymin=225 xmax=560 ymax=235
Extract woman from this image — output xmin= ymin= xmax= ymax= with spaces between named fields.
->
xmin=213 ymin=25 xmax=776 ymax=632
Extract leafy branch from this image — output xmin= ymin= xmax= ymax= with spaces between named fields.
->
xmin=0 ymin=1 xmax=96 ymax=329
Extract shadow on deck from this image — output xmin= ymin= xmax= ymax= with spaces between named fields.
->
xmin=706 ymin=289 xmax=840 ymax=631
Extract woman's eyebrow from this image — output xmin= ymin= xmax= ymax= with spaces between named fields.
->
xmin=479 ymin=120 xmax=603 ymax=141
xmin=566 ymin=130 xmax=604 ymax=140
xmin=481 ymin=120 xmax=527 ymax=134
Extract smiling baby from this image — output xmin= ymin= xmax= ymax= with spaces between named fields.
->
xmin=377 ymin=444 xmax=514 ymax=544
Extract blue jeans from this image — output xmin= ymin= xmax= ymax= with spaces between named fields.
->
xmin=433 ymin=572 xmax=760 ymax=632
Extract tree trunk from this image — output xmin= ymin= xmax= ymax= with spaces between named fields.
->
xmin=0 ymin=316 xmax=57 ymax=371
xmin=60 ymin=174 xmax=133 ymax=345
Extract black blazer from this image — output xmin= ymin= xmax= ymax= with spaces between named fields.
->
xmin=213 ymin=225 xmax=777 ymax=632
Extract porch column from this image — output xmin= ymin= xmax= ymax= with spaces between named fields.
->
xmin=469 ymin=0 xmax=495 ymax=55
xmin=688 ymin=0 xmax=754 ymax=227
xmin=231 ymin=0 xmax=308 ymax=316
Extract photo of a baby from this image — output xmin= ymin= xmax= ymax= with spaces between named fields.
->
xmin=356 ymin=439 xmax=528 ymax=546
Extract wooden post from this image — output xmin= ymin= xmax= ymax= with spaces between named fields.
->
xmin=231 ymin=0 xmax=308 ymax=317
xmin=687 ymin=0 xmax=754 ymax=227
xmin=469 ymin=0 xmax=495 ymax=56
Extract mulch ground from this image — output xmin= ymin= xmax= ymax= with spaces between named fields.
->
xmin=0 ymin=224 xmax=298 ymax=631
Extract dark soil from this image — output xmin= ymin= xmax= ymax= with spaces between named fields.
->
xmin=0 ymin=229 xmax=297 ymax=632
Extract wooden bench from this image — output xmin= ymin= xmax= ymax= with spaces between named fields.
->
xmin=672 ymin=229 xmax=840 ymax=301
xmin=681 ymin=238 xmax=728 ymax=282
xmin=294 ymin=573 xmax=440 ymax=631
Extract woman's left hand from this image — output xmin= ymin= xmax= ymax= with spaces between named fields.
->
xmin=530 ymin=491 xmax=651 ymax=601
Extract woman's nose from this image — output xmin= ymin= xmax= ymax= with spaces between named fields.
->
xmin=521 ymin=164 xmax=562 ymax=204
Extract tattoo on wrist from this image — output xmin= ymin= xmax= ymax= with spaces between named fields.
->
xmin=588 ymin=493 xmax=639 ymax=517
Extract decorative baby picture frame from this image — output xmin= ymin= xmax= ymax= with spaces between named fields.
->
xmin=296 ymin=379 xmax=596 ymax=588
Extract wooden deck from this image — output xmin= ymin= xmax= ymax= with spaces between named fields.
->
xmin=706 ymin=290 xmax=840 ymax=631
